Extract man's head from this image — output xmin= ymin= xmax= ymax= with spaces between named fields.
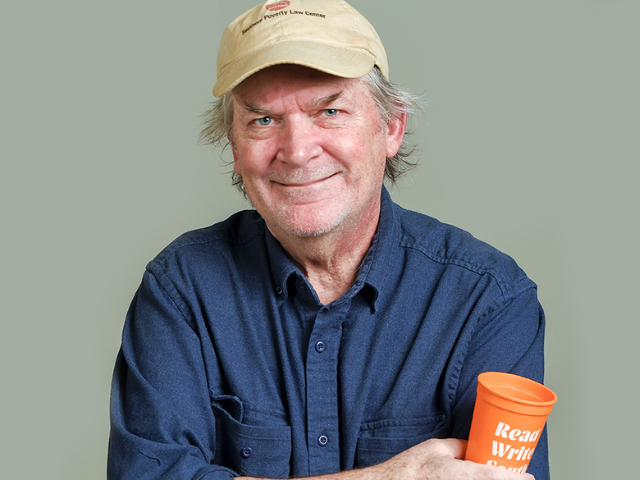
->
xmin=202 ymin=0 xmax=421 ymax=187
xmin=201 ymin=0 xmax=421 ymax=239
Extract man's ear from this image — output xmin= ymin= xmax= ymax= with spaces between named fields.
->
xmin=385 ymin=111 xmax=407 ymax=158
xmin=228 ymin=133 xmax=239 ymax=162
xmin=228 ymin=134 xmax=243 ymax=176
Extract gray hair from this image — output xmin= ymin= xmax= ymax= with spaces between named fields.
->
xmin=199 ymin=67 xmax=422 ymax=194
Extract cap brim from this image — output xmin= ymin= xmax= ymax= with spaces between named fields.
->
xmin=213 ymin=40 xmax=376 ymax=97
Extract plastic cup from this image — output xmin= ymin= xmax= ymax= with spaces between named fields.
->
xmin=465 ymin=372 xmax=557 ymax=474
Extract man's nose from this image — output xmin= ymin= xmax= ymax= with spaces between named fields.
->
xmin=276 ymin=117 xmax=322 ymax=166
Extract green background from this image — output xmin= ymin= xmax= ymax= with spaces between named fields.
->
xmin=2 ymin=1 xmax=638 ymax=478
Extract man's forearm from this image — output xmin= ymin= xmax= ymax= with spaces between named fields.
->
xmin=237 ymin=438 xmax=535 ymax=480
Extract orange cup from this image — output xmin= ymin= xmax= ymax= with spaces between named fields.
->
xmin=465 ymin=372 xmax=557 ymax=474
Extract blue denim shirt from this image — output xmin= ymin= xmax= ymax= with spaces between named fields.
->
xmin=109 ymin=188 xmax=548 ymax=479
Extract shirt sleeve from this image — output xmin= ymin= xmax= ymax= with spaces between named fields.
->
xmin=108 ymin=270 xmax=237 ymax=480
xmin=449 ymin=285 xmax=550 ymax=480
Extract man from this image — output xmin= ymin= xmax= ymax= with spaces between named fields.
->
xmin=109 ymin=1 xmax=548 ymax=479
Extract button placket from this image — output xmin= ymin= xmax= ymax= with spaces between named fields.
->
xmin=305 ymin=306 xmax=345 ymax=475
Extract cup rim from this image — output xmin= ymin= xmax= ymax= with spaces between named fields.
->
xmin=478 ymin=371 xmax=558 ymax=407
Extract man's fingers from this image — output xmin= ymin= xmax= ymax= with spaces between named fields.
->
xmin=409 ymin=438 xmax=537 ymax=480
xmin=468 ymin=459 xmax=536 ymax=480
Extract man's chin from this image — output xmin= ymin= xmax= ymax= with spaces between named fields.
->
xmin=278 ymin=221 xmax=341 ymax=239
xmin=268 ymin=209 xmax=351 ymax=240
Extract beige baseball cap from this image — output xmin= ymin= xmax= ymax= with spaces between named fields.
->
xmin=213 ymin=0 xmax=388 ymax=97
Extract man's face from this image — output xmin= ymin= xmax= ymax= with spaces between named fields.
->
xmin=230 ymin=65 xmax=404 ymax=241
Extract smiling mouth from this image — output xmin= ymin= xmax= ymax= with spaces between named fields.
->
xmin=273 ymin=172 xmax=338 ymax=188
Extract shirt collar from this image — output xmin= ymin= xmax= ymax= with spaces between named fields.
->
xmin=349 ymin=186 xmax=399 ymax=313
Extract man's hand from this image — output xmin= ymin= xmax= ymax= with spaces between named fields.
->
xmin=370 ymin=438 xmax=535 ymax=480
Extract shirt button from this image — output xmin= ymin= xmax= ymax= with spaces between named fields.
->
xmin=318 ymin=435 xmax=328 ymax=446
xmin=315 ymin=341 xmax=326 ymax=353
xmin=275 ymin=287 xmax=283 ymax=295
xmin=240 ymin=446 xmax=253 ymax=458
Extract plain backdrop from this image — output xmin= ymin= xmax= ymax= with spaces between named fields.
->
xmin=2 ymin=1 xmax=638 ymax=478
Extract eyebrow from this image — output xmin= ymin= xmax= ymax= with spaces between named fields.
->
xmin=243 ymin=103 xmax=269 ymax=115
xmin=311 ymin=91 xmax=343 ymax=109
xmin=242 ymin=91 xmax=344 ymax=115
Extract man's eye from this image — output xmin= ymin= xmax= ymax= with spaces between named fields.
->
xmin=256 ymin=117 xmax=273 ymax=126
xmin=324 ymin=109 xmax=339 ymax=117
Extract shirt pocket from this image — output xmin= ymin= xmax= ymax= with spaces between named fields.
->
xmin=211 ymin=396 xmax=292 ymax=478
xmin=354 ymin=415 xmax=449 ymax=468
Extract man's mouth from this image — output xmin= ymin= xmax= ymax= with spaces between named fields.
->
xmin=271 ymin=169 xmax=339 ymax=188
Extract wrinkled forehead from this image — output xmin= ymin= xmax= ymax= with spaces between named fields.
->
xmin=231 ymin=64 xmax=369 ymax=109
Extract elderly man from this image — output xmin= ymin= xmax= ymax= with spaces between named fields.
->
xmin=109 ymin=1 xmax=548 ymax=479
